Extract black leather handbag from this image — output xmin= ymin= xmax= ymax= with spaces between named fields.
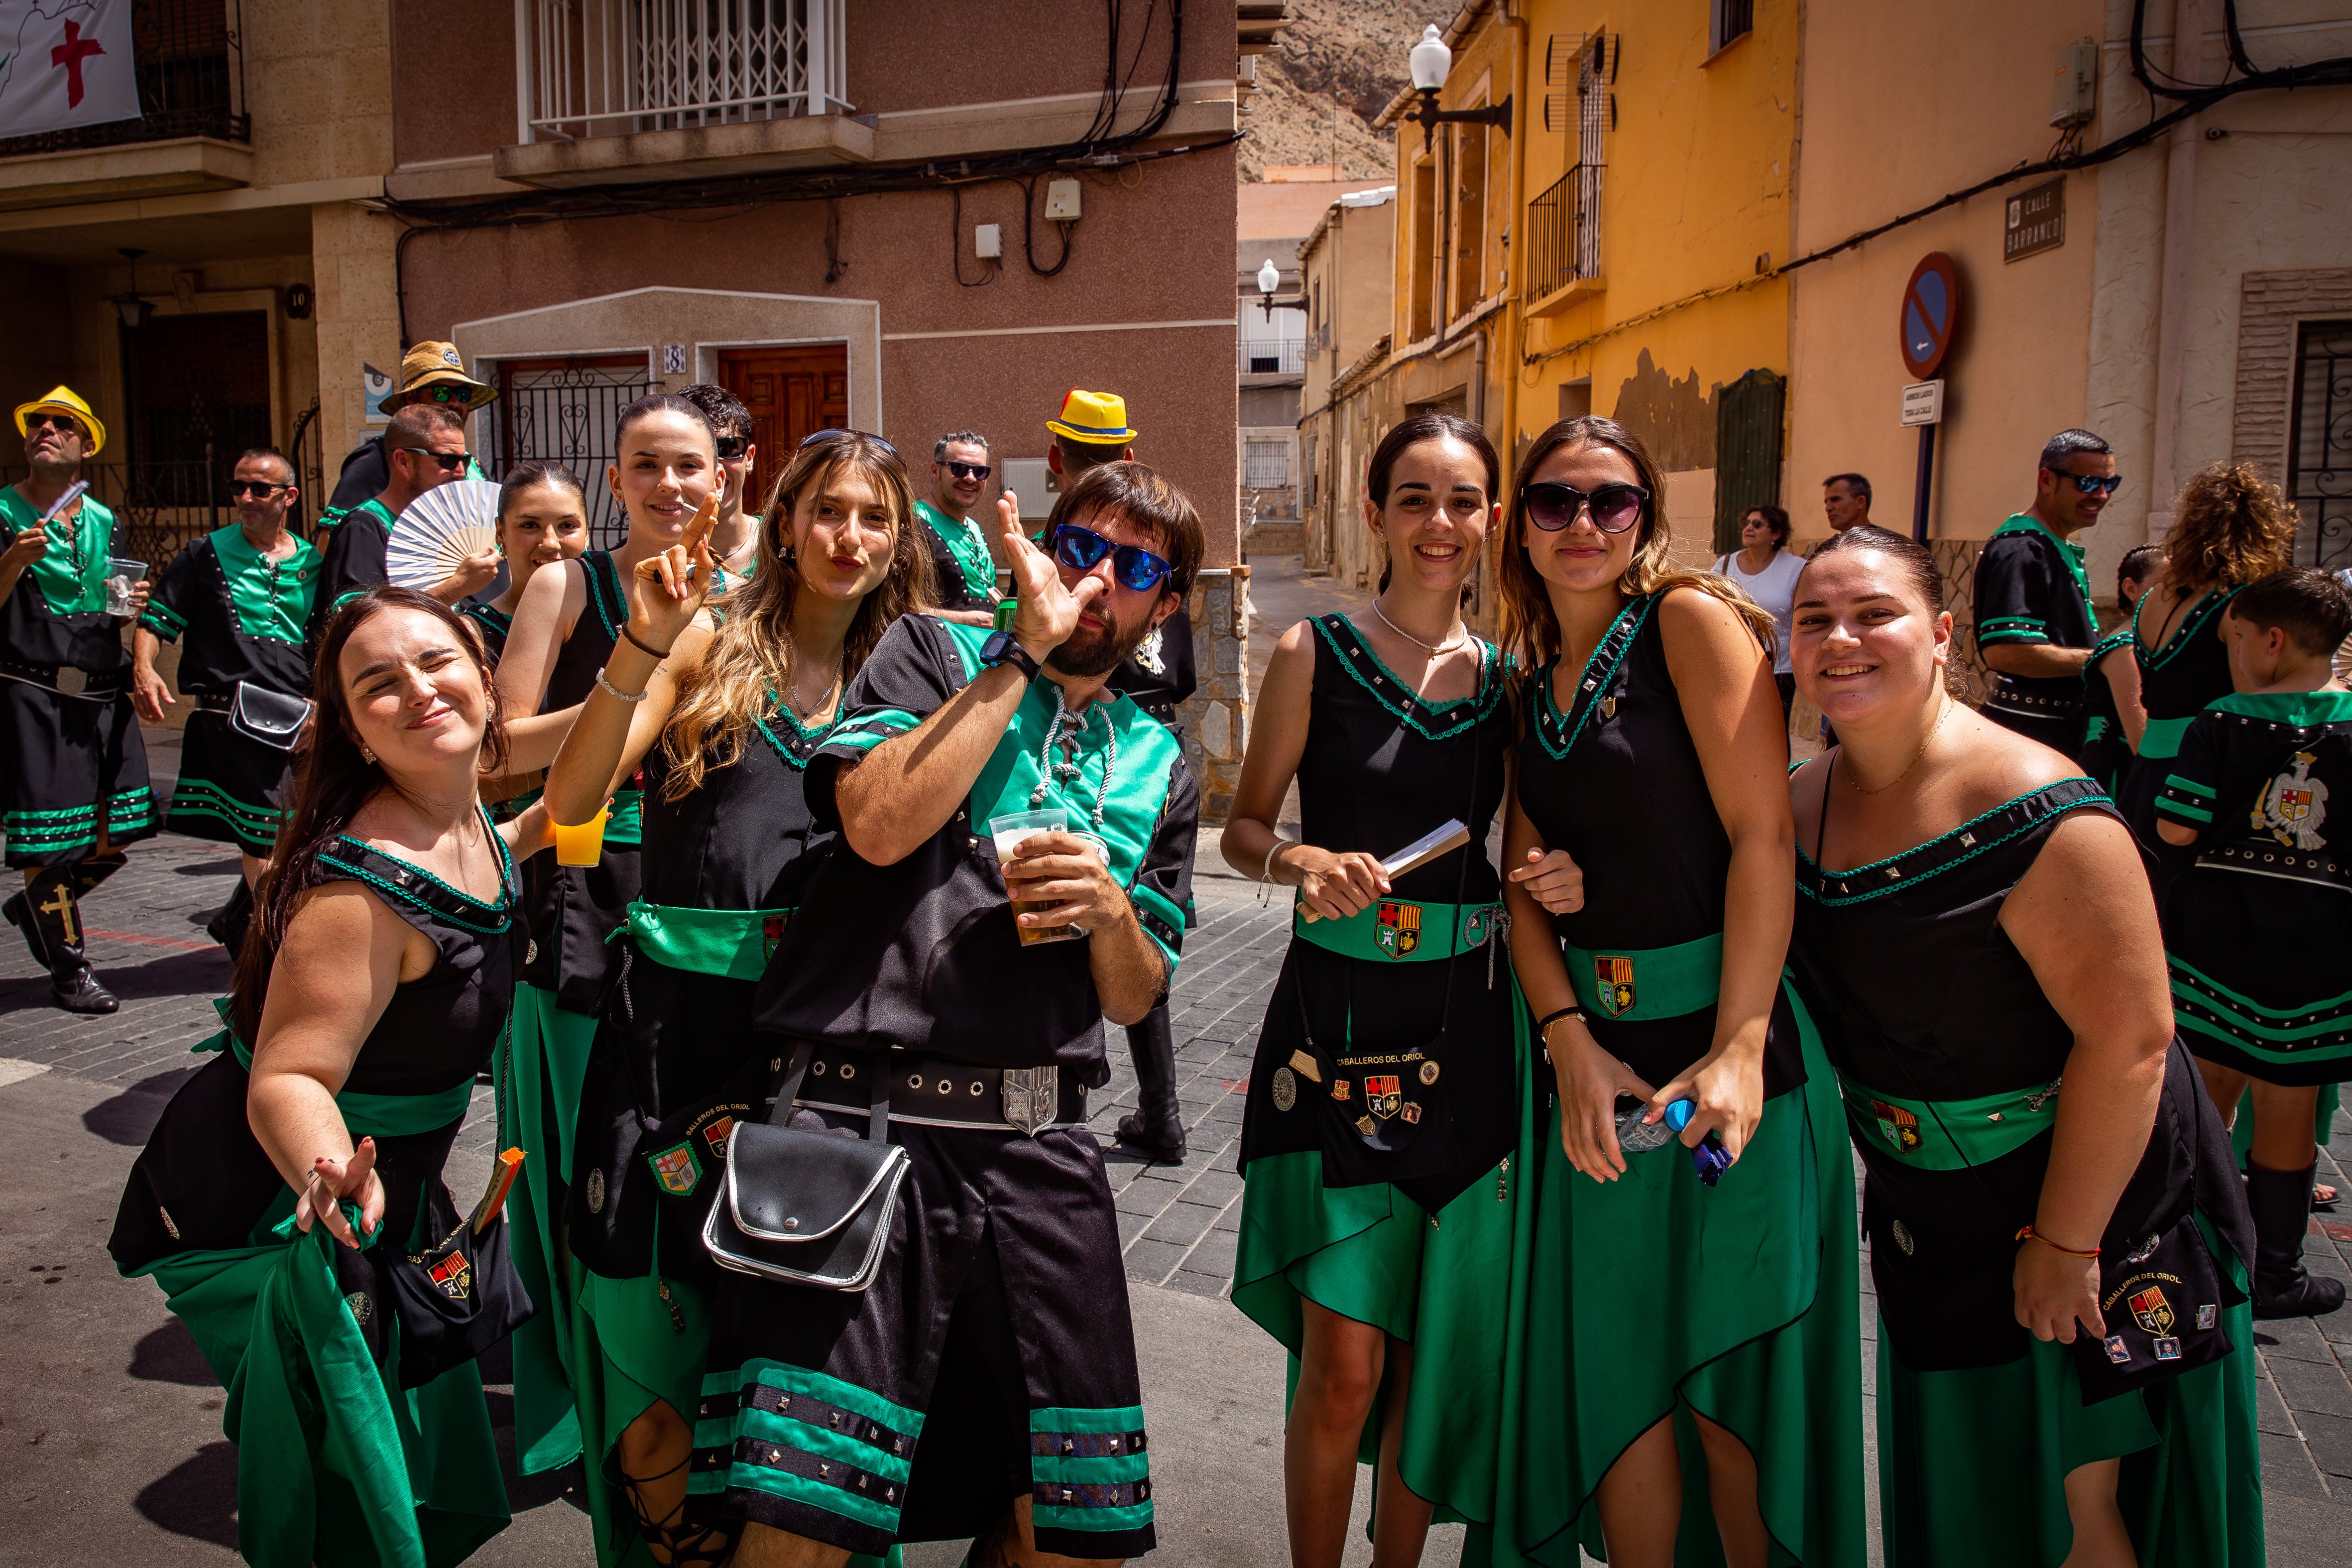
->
xmin=703 ymin=1041 xmax=910 ymax=1292
xmin=229 ymin=681 xmax=312 ymax=751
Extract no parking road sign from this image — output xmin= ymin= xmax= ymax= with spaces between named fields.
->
xmin=1899 ymin=252 xmax=1962 ymax=381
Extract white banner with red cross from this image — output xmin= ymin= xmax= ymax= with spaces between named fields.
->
xmin=0 ymin=0 xmax=139 ymax=139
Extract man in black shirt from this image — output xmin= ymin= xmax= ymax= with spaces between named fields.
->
xmin=308 ymin=402 xmax=495 ymax=644
xmin=1973 ymin=429 xmax=2117 ymax=753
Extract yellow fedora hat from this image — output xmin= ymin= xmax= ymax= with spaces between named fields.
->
xmin=1046 ymin=388 xmax=1137 ymax=446
xmin=382 ymin=341 xmax=495 ymax=413
xmin=13 ymin=384 xmax=104 ymax=455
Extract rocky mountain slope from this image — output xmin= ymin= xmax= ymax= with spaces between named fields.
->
xmin=1239 ymin=0 xmax=1426 ymax=180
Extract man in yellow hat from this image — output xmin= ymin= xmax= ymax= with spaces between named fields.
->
xmin=319 ymin=341 xmax=495 ymax=527
xmin=1044 ymin=387 xmax=1138 ymax=484
xmin=0 ymin=385 xmax=159 ymax=1013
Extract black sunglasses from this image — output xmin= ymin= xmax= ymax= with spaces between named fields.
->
xmin=228 ymin=480 xmax=292 ymax=498
xmin=1521 ymin=481 xmax=1651 ymax=534
xmin=23 ymin=413 xmax=83 ymax=437
xmin=715 ymin=434 xmax=749 ymax=460
xmin=396 ymin=447 xmax=471 ymax=473
xmin=945 ymin=461 xmax=991 ymax=481
xmin=800 ymin=428 xmax=898 ymax=457
xmin=1051 ymin=521 xmax=1172 ymax=593
xmin=2046 ymin=469 xmax=2123 ymax=497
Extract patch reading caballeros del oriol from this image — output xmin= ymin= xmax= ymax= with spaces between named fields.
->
xmin=1271 ymin=1066 xmax=1297 ymax=1112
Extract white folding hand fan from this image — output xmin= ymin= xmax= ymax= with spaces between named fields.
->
xmin=384 ymin=479 xmax=501 ymax=589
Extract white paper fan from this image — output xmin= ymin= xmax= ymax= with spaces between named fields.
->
xmin=384 ymin=479 xmax=501 ymax=589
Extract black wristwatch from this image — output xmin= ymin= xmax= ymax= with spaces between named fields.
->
xmin=979 ymin=629 xmax=1043 ymax=682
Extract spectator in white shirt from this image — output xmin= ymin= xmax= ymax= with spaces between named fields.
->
xmin=1714 ymin=503 xmax=1804 ymax=713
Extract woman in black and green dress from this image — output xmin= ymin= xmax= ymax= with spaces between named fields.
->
xmin=109 ymin=587 xmax=552 ymax=1568
xmin=489 ymin=394 xmax=722 ymax=1482
xmin=1486 ymin=416 xmax=1864 ymax=1568
xmin=1225 ymin=413 xmax=1546 ymax=1566
xmin=460 ymin=460 xmax=589 ymax=666
xmin=545 ymin=430 xmax=928 ymax=1567
xmin=1788 ymin=526 xmax=2260 ymax=1568
xmin=2118 ymin=463 xmax=2295 ymax=855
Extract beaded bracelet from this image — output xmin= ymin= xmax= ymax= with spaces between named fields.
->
xmin=2014 ymin=1224 xmax=2100 ymax=1259
xmin=593 ymin=666 xmax=651 ymax=704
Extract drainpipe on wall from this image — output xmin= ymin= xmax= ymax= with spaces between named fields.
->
xmin=1500 ymin=0 xmax=1529 ymax=460
xmin=2146 ymin=0 xmax=2206 ymax=542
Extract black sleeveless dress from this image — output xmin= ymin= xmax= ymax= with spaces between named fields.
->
xmin=1229 ymin=613 xmax=1522 ymax=1527
xmin=2120 ymin=586 xmax=2238 ymax=859
xmin=1789 ymin=770 xmax=2260 ymax=1566
xmin=1478 ymin=589 xmax=1865 ymax=1567
xmin=108 ymin=821 xmax=524 ymax=1568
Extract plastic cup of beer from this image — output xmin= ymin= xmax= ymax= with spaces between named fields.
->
xmin=553 ymin=808 xmax=609 ymax=867
xmin=106 ymin=558 xmax=145 ymax=617
xmin=991 ymin=807 xmax=1080 ymax=945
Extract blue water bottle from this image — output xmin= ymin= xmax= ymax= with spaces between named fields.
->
xmin=1615 ymin=1097 xmax=1733 ymax=1187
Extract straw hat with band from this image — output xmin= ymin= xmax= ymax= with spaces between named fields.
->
xmin=1046 ymin=388 xmax=1137 ymax=446
xmin=12 ymin=385 xmax=104 ymax=456
xmin=381 ymin=342 xmax=496 ymax=414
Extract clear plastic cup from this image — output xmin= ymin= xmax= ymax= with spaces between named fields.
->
xmin=106 ymin=558 xmax=145 ymax=617
xmin=553 ymin=808 xmax=609 ymax=867
xmin=991 ymin=806 xmax=1079 ymax=945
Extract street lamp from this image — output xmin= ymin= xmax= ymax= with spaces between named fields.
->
xmin=1405 ymin=24 xmax=1511 ymax=152
xmin=113 ymin=248 xmax=151 ymax=329
xmin=1255 ymin=258 xmax=1308 ymax=321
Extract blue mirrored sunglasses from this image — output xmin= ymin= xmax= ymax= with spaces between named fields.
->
xmin=2046 ymin=469 xmax=2122 ymax=496
xmin=1051 ymin=522 xmax=1172 ymax=593
xmin=799 ymin=428 xmax=897 ymax=456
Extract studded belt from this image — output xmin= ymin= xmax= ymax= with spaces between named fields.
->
xmin=788 ymin=1045 xmax=1090 ymax=1134
xmin=1984 ymin=681 xmax=2085 ymax=717
xmin=0 ymin=659 xmax=128 ymax=701
xmin=2197 ymin=841 xmax=2352 ymax=891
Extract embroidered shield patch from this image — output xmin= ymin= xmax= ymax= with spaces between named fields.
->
xmin=1594 ymin=955 xmax=1636 ymax=1018
xmin=1364 ymin=1075 xmax=1403 ymax=1119
xmin=1870 ymin=1098 xmax=1923 ymax=1154
xmin=1331 ymin=1079 xmax=1351 ymax=1102
xmin=702 ymin=1115 xmax=736 ymax=1163
xmin=1376 ymin=901 xmax=1422 ymax=958
xmin=2128 ymin=1286 xmax=2175 ymax=1337
xmin=428 ymin=1248 xmax=472 ymax=1301
xmin=763 ymin=914 xmax=788 ymax=960
xmin=647 ymin=1141 xmax=702 ymax=1197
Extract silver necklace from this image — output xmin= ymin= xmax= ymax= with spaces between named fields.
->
xmin=1028 ymin=685 xmax=1119 ymax=831
xmin=1371 ymin=599 xmax=1467 ymax=657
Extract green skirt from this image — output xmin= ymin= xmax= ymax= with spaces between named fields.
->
xmin=573 ymin=1223 xmax=715 ymax=1568
xmin=1875 ymin=1220 xmax=2263 ymax=1567
xmin=1465 ymin=984 xmax=1868 ymax=1567
xmin=501 ymin=982 xmax=598 ymax=1474
xmin=134 ymin=1194 xmax=510 ymax=1568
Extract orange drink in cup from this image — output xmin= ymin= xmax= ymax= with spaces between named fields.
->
xmin=553 ymin=808 xmax=609 ymax=867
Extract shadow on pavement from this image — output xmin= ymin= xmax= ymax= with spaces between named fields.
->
xmin=168 ymin=857 xmax=243 ymax=876
xmin=92 ymin=948 xmax=231 ymax=1002
xmin=128 ymin=1318 xmax=215 ymax=1386
xmin=134 ymin=1441 xmax=239 ymax=1550
xmin=83 ymin=1067 xmax=199 ymax=1145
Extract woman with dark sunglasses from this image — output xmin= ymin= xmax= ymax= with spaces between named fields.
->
xmin=1483 ymin=417 xmax=1864 ymax=1567
xmin=1223 ymin=412 xmax=1537 ymax=1567
xmin=543 ymin=429 xmax=927 ymax=1568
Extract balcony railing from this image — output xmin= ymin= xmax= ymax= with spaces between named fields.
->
xmin=0 ymin=0 xmax=247 ymax=160
xmin=1240 ymin=336 xmax=1305 ymax=376
xmin=521 ymin=0 xmax=849 ymax=141
xmin=1525 ymin=164 xmax=1603 ymax=301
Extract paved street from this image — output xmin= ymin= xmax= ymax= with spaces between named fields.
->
xmin=3 ymin=557 xmax=2351 ymax=1565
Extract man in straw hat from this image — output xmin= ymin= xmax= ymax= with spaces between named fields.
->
xmin=319 ymin=341 xmax=495 ymax=528
xmin=1045 ymin=389 xmax=1195 ymax=1164
xmin=0 ymin=385 xmax=159 ymax=1013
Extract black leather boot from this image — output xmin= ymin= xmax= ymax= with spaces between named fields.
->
xmin=1115 ymin=1003 xmax=1186 ymax=1164
xmin=8 ymin=851 xmax=130 ymax=965
xmin=205 ymin=876 xmax=254 ymax=956
xmin=10 ymin=865 xmax=117 ymax=1014
xmin=2249 ymin=1162 xmax=2346 ymax=1319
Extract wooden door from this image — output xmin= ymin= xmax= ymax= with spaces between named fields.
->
xmin=719 ymin=346 xmax=849 ymax=518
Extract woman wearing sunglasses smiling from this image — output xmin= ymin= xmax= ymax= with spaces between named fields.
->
xmin=1486 ymin=416 xmax=1863 ymax=1568
xmin=1224 ymin=412 xmax=1542 ymax=1567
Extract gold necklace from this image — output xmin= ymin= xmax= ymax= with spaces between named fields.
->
xmin=1848 ymin=699 xmax=1950 ymax=796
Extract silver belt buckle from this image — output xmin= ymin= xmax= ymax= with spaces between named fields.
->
xmin=1001 ymin=1065 xmax=1058 ymax=1136
xmin=55 ymin=667 xmax=87 ymax=697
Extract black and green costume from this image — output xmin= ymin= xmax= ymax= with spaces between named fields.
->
xmin=140 ymin=524 xmax=320 ymax=854
xmin=914 ymin=499 xmax=995 ymax=614
xmin=0 ymin=486 xmax=156 ymax=865
xmin=1230 ymin=614 xmax=1527 ymax=1530
xmin=1472 ymin=590 xmax=1866 ymax=1568
xmin=1792 ymin=772 xmax=2263 ymax=1567
xmin=2078 ymin=627 xmax=2138 ymax=793
xmin=2120 ymin=584 xmax=2239 ymax=860
xmin=108 ymin=819 xmax=526 ymax=1568
xmin=502 ymin=548 xmax=642 ymax=1479
xmin=562 ymin=695 xmax=843 ymax=1567
xmin=310 ymin=496 xmax=402 ymax=643
xmin=696 ymin=614 xmax=1196 ymax=1561
xmin=1974 ymin=513 xmax=2099 ymax=753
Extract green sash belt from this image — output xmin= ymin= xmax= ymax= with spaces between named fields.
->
xmin=625 ymin=900 xmax=795 ymax=981
xmin=603 ymin=786 xmax=644 ymax=847
xmin=196 ymin=1018 xmax=476 ymax=1139
xmin=2138 ymin=715 xmax=2192 ymax=760
xmin=1293 ymin=896 xmax=1503 ymax=963
xmin=1836 ymin=1073 xmax=2060 ymax=1171
xmin=1561 ymin=932 xmax=1722 ymax=1022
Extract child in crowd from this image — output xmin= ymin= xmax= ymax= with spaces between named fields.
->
xmin=2157 ymin=566 xmax=2352 ymax=1318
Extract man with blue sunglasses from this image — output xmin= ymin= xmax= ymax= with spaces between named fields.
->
xmin=1974 ymin=427 xmax=2121 ymax=755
